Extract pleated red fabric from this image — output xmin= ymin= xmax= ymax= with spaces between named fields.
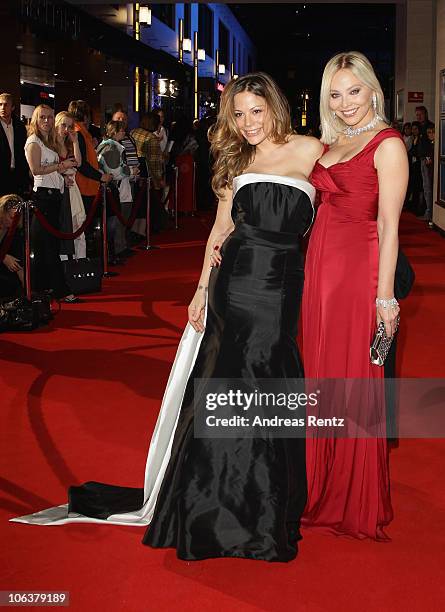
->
xmin=302 ymin=128 xmax=402 ymax=540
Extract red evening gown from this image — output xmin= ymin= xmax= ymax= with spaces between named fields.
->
xmin=302 ymin=128 xmax=402 ymax=540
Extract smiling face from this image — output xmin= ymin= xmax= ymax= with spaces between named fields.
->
xmin=329 ymin=68 xmax=374 ymax=128
xmin=233 ymin=90 xmax=273 ymax=146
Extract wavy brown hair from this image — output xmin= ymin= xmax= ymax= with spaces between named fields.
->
xmin=209 ymin=72 xmax=293 ymax=197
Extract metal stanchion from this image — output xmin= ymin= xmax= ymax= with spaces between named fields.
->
xmin=102 ymin=185 xmax=118 ymax=278
xmin=192 ymin=161 xmax=197 ymax=216
xmin=174 ymin=165 xmax=179 ymax=230
xmin=139 ymin=177 xmax=159 ymax=251
xmin=23 ymin=200 xmax=32 ymax=300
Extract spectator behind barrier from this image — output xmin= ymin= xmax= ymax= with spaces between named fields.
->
xmin=402 ymin=122 xmax=412 ymax=151
xmin=153 ymin=107 xmax=168 ymax=154
xmin=111 ymin=109 xmax=140 ymax=253
xmin=0 ymin=193 xmax=24 ymax=297
xmin=421 ymin=124 xmax=435 ymax=224
xmin=195 ymin=116 xmax=216 ymax=211
xmin=97 ymin=120 xmax=132 ymax=263
xmin=25 ymin=104 xmax=79 ymax=303
xmin=0 ymin=93 xmax=30 ymax=196
xmin=407 ymin=122 xmax=424 ymax=216
xmin=67 ymin=100 xmax=112 ymax=214
xmin=55 ymin=111 xmax=86 ymax=260
xmin=131 ymin=113 xmax=166 ymax=233
xmin=415 ymin=107 xmax=435 ymax=223
xmin=169 ymin=115 xmax=198 ymax=168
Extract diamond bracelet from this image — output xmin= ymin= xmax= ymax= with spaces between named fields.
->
xmin=375 ymin=297 xmax=399 ymax=309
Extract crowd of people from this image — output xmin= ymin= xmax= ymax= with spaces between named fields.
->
xmin=0 ymin=90 xmax=438 ymax=308
xmin=398 ymin=106 xmax=435 ymax=224
xmin=0 ymin=92 xmax=216 ymax=303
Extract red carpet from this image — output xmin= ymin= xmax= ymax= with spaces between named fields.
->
xmin=1 ymin=212 xmax=444 ymax=611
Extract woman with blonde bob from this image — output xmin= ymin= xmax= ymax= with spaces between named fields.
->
xmin=13 ymin=73 xmax=323 ymax=563
xmin=301 ymin=52 xmax=408 ymax=540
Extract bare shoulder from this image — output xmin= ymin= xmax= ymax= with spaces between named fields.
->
xmin=287 ymin=134 xmax=324 ymax=157
xmin=375 ymin=135 xmax=407 ymax=166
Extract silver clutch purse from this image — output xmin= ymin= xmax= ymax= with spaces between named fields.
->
xmin=370 ymin=319 xmax=399 ymax=366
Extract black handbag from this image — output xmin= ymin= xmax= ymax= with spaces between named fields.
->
xmin=394 ymin=249 xmax=415 ymax=300
xmin=0 ymin=292 xmax=52 ymax=332
xmin=63 ymin=257 xmax=103 ymax=295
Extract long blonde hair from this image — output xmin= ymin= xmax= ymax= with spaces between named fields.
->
xmin=28 ymin=104 xmax=58 ymax=152
xmin=209 ymin=72 xmax=293 ymax=197
xmin=320 ymin=51 xmax=387 ymax=145
xmin=55 ymin=111 xmax=75 ymax=157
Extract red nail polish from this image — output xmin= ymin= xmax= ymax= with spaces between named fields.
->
xmin=214 ymin=245 xmax=219 ymax=250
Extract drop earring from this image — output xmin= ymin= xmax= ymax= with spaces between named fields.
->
xmin=372 ymin=95 xmax=377 ymax=111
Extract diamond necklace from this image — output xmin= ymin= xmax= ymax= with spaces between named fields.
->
xmin=343 ymin=113 xmax=383 ymax=138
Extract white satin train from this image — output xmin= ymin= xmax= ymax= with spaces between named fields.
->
xmin=10 ymin=320 xmax=205 ymax=526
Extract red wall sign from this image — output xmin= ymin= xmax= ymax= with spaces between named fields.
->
xmin=408 ymin=91 xmax=424 ymax=103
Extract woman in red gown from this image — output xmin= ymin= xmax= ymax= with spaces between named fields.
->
xmin=302 ymin=52 xmax=408 ymax=540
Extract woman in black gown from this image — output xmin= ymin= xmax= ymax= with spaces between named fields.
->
xmin=12 ymin=73 xmax=323 ymax=562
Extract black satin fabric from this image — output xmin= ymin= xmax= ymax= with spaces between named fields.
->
xmin=69 ymin=181 xmax=313 ymax=562
xmin=143 ymin=182 xmax=313 ymax=561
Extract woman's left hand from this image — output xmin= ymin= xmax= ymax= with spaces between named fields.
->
xmin=376 ymin=300 xmax=400 ymax=338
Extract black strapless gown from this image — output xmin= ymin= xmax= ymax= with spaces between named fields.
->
xmin=141 ymin=174 xmax=315 ymax=561
xmin=14 ymin=174 xmax=315 ymax=562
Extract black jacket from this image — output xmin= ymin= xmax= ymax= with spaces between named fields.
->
xmin=0 ymin=115 xmax=30 ymax=195
xmin=417 ymin=120 xmax=435 ymax=159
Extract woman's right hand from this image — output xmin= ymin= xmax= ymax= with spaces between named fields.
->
xmin=188 ymin=288 xmax=206 ymax=332
xmin=59 ymin=159 xmax=77 ymax=172
xmin=210 ymin=231 xmax=231 ymax=267
xmin=100 ymin=173 xmax=113 ymax=183
xmin=3 ymin=254 xmax=22 ymax=273
xmin=68 ymin=129 xmax=78 ymax=144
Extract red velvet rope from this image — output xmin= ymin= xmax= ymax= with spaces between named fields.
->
xmin=0 ymin=210 xmax=21 ymax=264
xmin=105 ymin=181 xmax=147 ymax=229
xmin=32 ymin=188 xmax=102 ymax=240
